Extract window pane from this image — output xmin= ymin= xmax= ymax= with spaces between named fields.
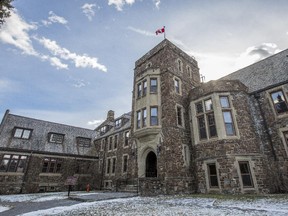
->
xmin=137 ymin=83 xmax=142 ymax=97
xmin=208 ymin=114 xmax=217 ymax=137
xmin=22 ymin=130 xmax=31 ymax=139
xmin=142 ymin=108 xmax=147 ymax=127
xmin=16 ymin=156 xmax=27 ymax=172
xmin=174 ymin=79 xmax=180 ymax=93
xmin=208 ymin=164 xmax=218 ymax=187
xmin=14 ymin=128 xmax=23 ymax=138
xmin=198 ymin=116 xmax=207 ymax=139
xmin=210 ymin=176 xmax=219 ymax=187
xmin=150 ymin=107 xmax=158 ymax=126
xmin=271 ymin=91 xmax=288 ymax=114
xmin=177 ymin=106 xmax=183 ymax=126
xmin=220 ymin=96 xmax=230 ymax=108
xmin=196 ymin=102 xmax=203 ymax=114
xmin=205 ymin=99 xmax=213 ymax=111
xmin=0 ymin=158 xmax=9 ymax=172
xmin=150 ymin=78 xmax=157 ymax=93
xmin=239 ymin=162 xmax=253 ymax=187
xmin=223 ymin=111 xmax=233 ymax=123
xmin=123 ymin=156 xmax=128 ymax=172
xmin=143 ymin=80 xmax=147 ymax=96
xmin=8 ymin=155 xmax=19 ymax=172
xmin=137 ymin=111 xmax=141 ymax=128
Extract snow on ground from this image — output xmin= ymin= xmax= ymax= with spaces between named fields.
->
xmin=19 ymin=195 xmax=288 ymax=216
xmin=0 ymin=192 xmax=68 ymax=203
xmin=0 ymin=205 xmax=11 ymax=213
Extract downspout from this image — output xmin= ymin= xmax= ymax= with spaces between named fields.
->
xmin=100 ymin=137 xmax=107 ymax=190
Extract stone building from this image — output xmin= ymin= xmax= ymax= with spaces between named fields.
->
xmin=0 ymin=110 xmax=99 ymax=194
xmin=1 ymin=39 xmax=288 ymax=195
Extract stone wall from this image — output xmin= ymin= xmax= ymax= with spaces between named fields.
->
xmin=0 ymin=152 xmax=99 ymax=195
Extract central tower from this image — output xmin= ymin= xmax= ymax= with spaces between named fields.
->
xmin=131 ymin=39 xmax=201 ymax=195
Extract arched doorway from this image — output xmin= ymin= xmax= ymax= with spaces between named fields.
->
xmin=145 ymin=151 xmax=157 ymax=177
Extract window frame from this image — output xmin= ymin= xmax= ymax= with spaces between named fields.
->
xmin=108 ymin=136 xmax=113 ymax=151
xmin=136 ymin=110 xmax=141 ymax=129
xmin=111 ymin=157 xmax=116 ymax=174
xmin=195 ymin=99 xmax=217 ymax=140
xmin=76 ymin=137 xmax=91 ymax=148
xmin=142 ymin=108 xmax=147 ymax=127
xmin=150 ymin=106 xmax=159 ymax=126
xmin=106 ymin=158 xmax=111 ymax=175
xmin=174 ymin=77 xmax=181 ymax=94
xmin=142 ymin=79 xmax=147 ymax=96
xmin=137 ymin=82 xmax=142 ymax=98
xmin=0 ymin=154 xmax=28 ymax=173
xmin=114 ymin=135 xmax=118 ymax=150
xmin=13 ymin=127 xmax=32 ymax=140
xmin=41 ymin=157 xmax=62 ymax=173
xmin=150 ymin=78 xmax=158 ymax=94
xmin=124 ymin=131 xmax=130 ymax=147
xmin=238 ymin=161 xmax=254 ymax=188
xmin=207 ymin=163 xmax=219 ymax=188
xmin=115 ymin=119 xmax=122 ymax=128
xmin=177 ymin=59 xmax=183 ymax=72
xmin=176 ymin=105 xmax=184 ymax=127
xmin=122 ymin=154 xmax=129 ymax=173
xmin=270 ymin=89 xmax=288 ymax=115
xmin=220 ymin=96 xmax=236 ymax=136
xmin=48 ymin=133 xmax=65 ymax=144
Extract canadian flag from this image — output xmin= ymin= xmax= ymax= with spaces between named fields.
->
xmin=155 ymin=26 xmax=165 ymax=35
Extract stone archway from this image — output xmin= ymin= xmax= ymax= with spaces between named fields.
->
xmin=145 ymin=151 xmax=157 ymax=177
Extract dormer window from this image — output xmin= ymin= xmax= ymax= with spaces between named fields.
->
xmin=13 ymin=127 xmax=32 ymax=139
xmin=48 ymin=133 xmax=64 ymax=144
xmin=115 ymin=119 xmax=122 ymax=128
xmin=100 ymin=126 xmax=107 ymax=135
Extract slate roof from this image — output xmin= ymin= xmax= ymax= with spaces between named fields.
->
xmin=220 ymin=49 xmax=288 ymax=93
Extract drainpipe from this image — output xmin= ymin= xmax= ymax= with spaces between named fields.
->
xmin=100 ymin=137 xmax=107 ymax=190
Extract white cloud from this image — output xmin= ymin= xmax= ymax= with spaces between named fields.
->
xmin=234 ymin=43 xmax=281 ymax=69
xmin=36 ymin=37 xmax=107 ymax=72
xmin=49 ymin=57 xmax=69 ymax=69
xmin=189 ymin=43 xmax=282 ymax=81
xmin=0 ymin=10 xmax=38 ymax=56
xmin=42 ymin=11 xmax=68 ymax=26
xmin=82 ymin=3 xmax=98 ymax=21
xmin=127 ymin=26 xmax=155 ymax=37
xmin=153 ymin=0 xmax=161 ymax=9
xmin=107 ymin=0 xmax=135 ymax=11
xmin=87 ymin=119 xmax=103 ymax=127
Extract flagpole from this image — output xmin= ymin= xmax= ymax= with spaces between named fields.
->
xmin=164 ymin=26 xmax=166 ymax=39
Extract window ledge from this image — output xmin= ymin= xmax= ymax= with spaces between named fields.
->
xmin=39 ymin=173 xmax=62 ymax=177
xmin=0 ymin=172 xmax=24 ymax=176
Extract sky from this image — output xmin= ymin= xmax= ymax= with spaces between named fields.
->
xmin=0 ymin=0 xmax=288 ymax=129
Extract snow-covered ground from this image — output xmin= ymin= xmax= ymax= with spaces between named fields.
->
xmin=1 ymin=192 xmax=288 ymax=216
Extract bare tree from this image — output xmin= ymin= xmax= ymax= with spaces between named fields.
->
xmin=0 ymin=0 xmax=14 ymax=27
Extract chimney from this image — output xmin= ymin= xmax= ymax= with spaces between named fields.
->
xmin=107 ymin=110 xmax=115 ymax=122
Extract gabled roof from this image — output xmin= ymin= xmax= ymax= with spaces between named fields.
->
xmin=220 ymin=49 xmax=288 ymax=93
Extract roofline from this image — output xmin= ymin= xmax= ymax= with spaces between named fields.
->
xmin=220 ymin=48 xmax=288 ymax=80
xmin=135 ymin=39 xmax=197 ymax=69
xmin=6 ymin=111 xmax=95 ymax=132
xmin=0 ymin=147 xmax=99 ymax=160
